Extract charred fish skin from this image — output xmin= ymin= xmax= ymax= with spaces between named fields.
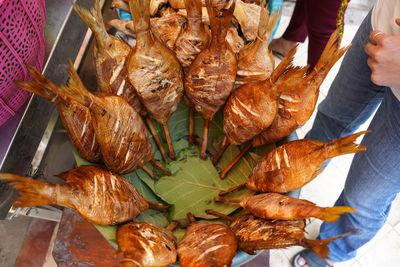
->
xmin=178 ymin=222 xmax=237 ymax=267
xmin=117 ymin=222 xmax=177 ymax=267
xmin=127 ymin=0 xmax=184 ymax=124
xmin=91 ymin=96 xmax=153 ymax=174
xmin=174 ymin=0 xmax=210 ymax=69
xmin=230 ymin=214 xmax=306 ymax=254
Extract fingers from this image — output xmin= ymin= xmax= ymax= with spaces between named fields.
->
xmin=364 ymin=42 xmax=377 ymax=58
xmin=396 ymin=18 xmax=400 ymax=27
xmin=369 ymin=30 xmax=385 ymax=45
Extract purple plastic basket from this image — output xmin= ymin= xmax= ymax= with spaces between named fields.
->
xmin=0 ymin=0 xmax=46 ymax=126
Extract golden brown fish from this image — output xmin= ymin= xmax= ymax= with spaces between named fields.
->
xmin=54 ymin=61 xmax=154 ymax=175
xmin=178 ymin=213 xmax=237 ymax=267
xmin=218 ymin=29 xmax=350 ymax=178
xmin=206 ymin=210 xmax=354 ymax=257
xmin=219 ymin=131 xmax=369 ymax=196
xmin=253 ymin=29 xmax=350 ymax=147
xmin=212 ymin=46 xmax=297 ymax=167
xmin=127 ymin=0 xmax=184 ymax=160
xmin=174 ymin=0 xmax=210 ymax=69
xmin=215 ymin=193 xmax=356 ymax=222
xmin=248 ymin=131 xmax=369 ymax=193
xmin=236 ymin=1 xmax=281 ymax=84
xmin=73 ymin=0 xmax=145 ymax=116
xmin=0 ymin=166 xmax=169 ymax=225
xmin=169 ymin=0 xmax=206 ymax=9
xmin=185 ymin=0 xmax=237 ymax=159
xmin=15 ymin=65 xmax=101 ymax=163
xmin=117 ymin=222 xmax=177 ymax=267
xmin=233 ymin=0 xmax=260 ymax=40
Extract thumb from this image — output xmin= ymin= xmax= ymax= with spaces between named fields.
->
xmin=396 ymin=18 xmax=400 ymax=26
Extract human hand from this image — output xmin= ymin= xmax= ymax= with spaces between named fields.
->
xmin=364 ymin=18 xmax=400 ymax=88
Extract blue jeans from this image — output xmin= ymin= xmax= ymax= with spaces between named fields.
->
xmin=305 ymin=11 xmax=400 ymax=262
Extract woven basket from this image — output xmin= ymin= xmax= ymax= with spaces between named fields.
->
xmin=0 ymin=0 xmax=46 ymax=126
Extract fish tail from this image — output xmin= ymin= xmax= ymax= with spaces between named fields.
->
xmin=57 ymin=60 xmax=94 ymax=107
xmin=15 ymin=65 xmax=57 ymax=100
xmin=327 ymin=130 xmax=371 ymax=158
xmin=72 ymin=0 xmax=110 ymax=49
xmin=0 ymin=173 xmax=56 ymax=207
xmin=129 ymin=0 xmax=151 ymax=32
xmin=258 ymin=1 xmax=281 ymax=45
xmin=185 ymin=0 xmax=203 ymax=19
xmin=307 ymin=29 xmax=351 ymax=81
xmin=268 ymin=43 xmax=298 ymax=83
xmin=206 ymin=0 xmax=235 ymax=44
xmin=304 ymin=230 xmax=358 ymax=258
xmin=316 ymin=206 xmax=357 ymax=223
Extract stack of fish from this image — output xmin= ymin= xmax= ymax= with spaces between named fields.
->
xmin=0 ymin=0 xmax=372 ymax=266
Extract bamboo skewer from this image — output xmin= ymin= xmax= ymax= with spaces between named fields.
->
xmin=146 ymin=117 xmax=168 ymax=162
xmin=200 ymin=119 xmax=209 ymax=159
xmin=212 ymin=136 xmax=230 ymax=165
xmin=219 ymin=143 xmax=252 ymax=179
xmin=163 ymin=122 xmax=176 ymax=160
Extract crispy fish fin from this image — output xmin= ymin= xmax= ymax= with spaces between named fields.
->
xmin=269 ymin=44 xmax=298 ymax=82
xmin=327 ymin=130 xmax=370 ymax=158
xmin=258 ymin=0 xmax=281 ymax=44
xmin=303 ymin=230 xmax=358 ymax=258
xmin=15 ymin=65 xmax=57 ymax=100
xmin=57 ymin=60 xmax=94 ymax=107
xmin=309 ymin=165 xmax=326 ymax=181
xmin=72 ymin=0 xmax=110 ymax=50
xmin=129 ymin=0 xmax=151 ymax=32
xmin=0 ymin=173 xmax=56 ymax=207
xmin=307 ymin=28 xmax=351 ymax=81
xmin=316 ymin=206 xmax=357 ymax=223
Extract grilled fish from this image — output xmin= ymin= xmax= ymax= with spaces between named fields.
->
xmin=0 ymin=166 xmax=169 ymax=225
xmin=231 ymin=214 xmax=352 ymax=257
xmin=215 ymin=193 xmax=356 ymax=222
xmin=178 ymin=213 xmax=237 ymax=267
xmin=174 ymin=0 xmax=210 ymax=69
xmin=185 ymin=0 xmax=237 ymax=159
xmin=57 ymin=61 xmax=153 ymax=174
xmin=117 ymin=222 xmax=177 ymax=267
xmin=253 ymin=29 xmax=350 ymax=146
xmin=127 ymin=0 xmax=184 ymax=160
xmin=248 ymin=131 xmax=369 ymax=193
xmin=73 ymin=0 xmax=145 ymax=115
xmin=15 ymin=65 xmax=101 ymax=163
xmin=236 ymin=1 xmax=281 ymax=83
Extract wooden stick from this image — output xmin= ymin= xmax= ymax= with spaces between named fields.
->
xmin=214 ymin=197 xmax=241 ymax=203
xmin=187 ymin=213 xmax=196 ymax=223
xmin=148 ymin=201 xmax=170 ymax=212
xmin=189 ymin=107 xmax=195 ymax=144
xmin=205 ymin=209 xmax=233 ymax=222
xmin=219 ymin=183 xmax=246 ymax=196
xmin=166 ymin=221 xmax=178 ymax=231
xmin=142 ymin=165 xmax=158 ymax=180
xmin=200 ymin=119 xmax=209 ymax=160
xmin=163 ymin=122 xmax=176 ymax=160
xmin=212 ymin=136 xmax=230 ymax=165
xmin=150 ymin=158 xmax=172 ymax=176
xmin=146 ymin=117 xmax=168 ymax=162
xmin=219 ymin=143 xmax=252 ymax=179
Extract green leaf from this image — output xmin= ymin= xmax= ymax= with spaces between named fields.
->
xmin=154 ymin=145 xmax=255 ymax=221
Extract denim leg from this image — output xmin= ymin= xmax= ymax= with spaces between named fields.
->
xmin=305 ymin=10 xmax=386 ymax=143
xmin=319 ymin=89 xmax=400 ymax=262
